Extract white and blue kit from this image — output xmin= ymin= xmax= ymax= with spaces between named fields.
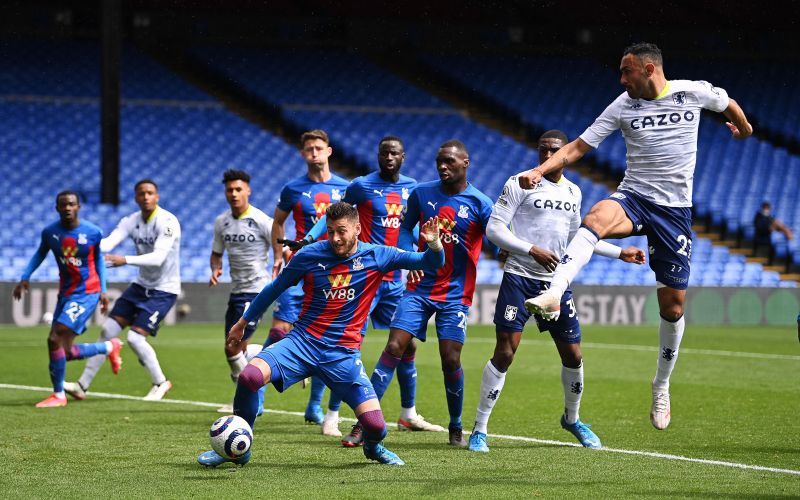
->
xmin=581 ymin=79 xmax=730 ymax=289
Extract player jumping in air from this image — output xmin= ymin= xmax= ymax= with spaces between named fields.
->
xmin=368 ymin=140 xmax=495 ymax=447
xmin=65 ymin=179 xmax=181 ymax=401
xmin=468 ymin=130 xmax=645 ymax=452
xmin=209 ymin=169 xmax=273 ymax=414
xmin=197 ymin=202 xmax=445 ymax=467
xmin=520 ymin=43 xmax=752 ymax=429
xmin=13 ymin=191 xmax=121 ymax=408
xmin=269 ymin=129 xmax=350 ymax=426
xmin=299 ymin=136 xmax=441 ymax=444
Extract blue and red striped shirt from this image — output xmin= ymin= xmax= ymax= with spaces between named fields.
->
xmin=21 ymin=220 xmax=106 ymax=296
xmin=244 ymin=241 xmax=444 ymax=349
xmin=277 ymin=173 xmax=350 ymax=240
xmin=400 ymin=181 xmax=493 ymax=306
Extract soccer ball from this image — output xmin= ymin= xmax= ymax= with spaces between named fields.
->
xmin=41 ymin=312 xmax=53 ymax=325
xmin=209 ymin=415 xmax=253 ymax=459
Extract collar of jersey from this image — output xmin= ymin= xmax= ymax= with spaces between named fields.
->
xmin=544 ymin=175 xmax=566 ymax=186
xmin=235 ymin=205 xmax=253 ymax=219
xmin=654 ymin=80 xmax=671 ymax=100
xmin=145 ymin=206 xmax=159 ymax=224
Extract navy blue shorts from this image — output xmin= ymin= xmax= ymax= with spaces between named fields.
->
xmin=366 ymin=280 xmax=404 ymax=332
xmin=273 ymin=281 xmax=303 ymax=324
xmin=225 ymin=293 xmax=262 ymax=341
xmin=110 ymin=283 xmax=177 ymax=336
xmin=53 ymin=293 xmax=100 ymax=335
xmin=390 ymin=293 xmax=469 ymax=344
xmin=494 ymin=273 xmax=581 ymax=344
xmin=256 ymin=332 xmax=377 ymax=409
xmin=607 ymin=190 xmax=692 ymax=289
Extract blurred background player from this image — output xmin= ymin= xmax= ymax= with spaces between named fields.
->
xmin=65 ymin=179 xmax=181 ymax=401
xmin=197 ymin=203 xmax=445 ymax=467
xmin=301 ymin=136 xmax=441 ymax=444
xmin=209 ymin=169 xmax=273 ymax=413
xmin=468 ymin=130 xmax=645 ymax=452
xmin=753 ymin=201 xmax=793 ymax=265
xmin=13 ymin=191 xmax=120 ymax=408
xmin=269 ymin=129 xmax=350 ymax=425
xmin=368 ymin=140 xmax=494 ymax=447
xmin=521 ymin=42 xmax=752 ymax=430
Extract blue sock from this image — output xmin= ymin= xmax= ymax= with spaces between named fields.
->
xmin=308 ymin=377 xmax=325 ymax=408
xmin=397 ymin=355 xmax=417 ymax=409
xmin=328 ymin=392 xmax=342 ymax=412
xmin=256 ymin=386 xmax=265 ymax=417
xmin=233 ymin=381 xmax=260 ymax=430
xmin=49 ymin=348 xmax=66 ymax=393
xmin=67 ymin=342 xmax=109 ymax=360
xmin=443 ymin=367 xmax=464 ymax=428
xmin=371 ymin=350 xmax=401 ymax=400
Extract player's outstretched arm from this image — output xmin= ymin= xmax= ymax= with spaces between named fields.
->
xmin=518 ymin=138 xmax=593 ymax=189
xmin=387 ymin=217 xmax=445 ymax=276
xmin=722 ymin=98 xmax=753 ymax=139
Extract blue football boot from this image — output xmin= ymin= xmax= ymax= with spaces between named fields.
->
xmin=560 ymin=415 xmax=602 ymax=449
xmin=197 ymin=449 xmax=252 ymax=468
xmin=468 ymin=431 xmax=489 ymax=453
xmin=304 ymin=404 xmax=324 ymax=425
xmin=363 ymin=442 xmax=405 ymax=466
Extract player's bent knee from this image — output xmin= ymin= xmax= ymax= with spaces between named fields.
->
xmin=660 ymin=306 xmax=684 ymax=322
xmin=238 ymin=363 xmax=268 ymax=392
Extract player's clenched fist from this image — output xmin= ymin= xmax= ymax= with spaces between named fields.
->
xmin=518 ymin=167 xmax=544 ymax=189
xmin=620 ymin=246 xmax=646 ymax=264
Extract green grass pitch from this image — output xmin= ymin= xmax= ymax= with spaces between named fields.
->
xmin=0 ymin=322 xmax=798 ymax=497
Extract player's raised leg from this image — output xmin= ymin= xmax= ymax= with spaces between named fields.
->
xmin=66 ymin=317 xmax=126 ymax=400
xmin=651 ymin=287 xmax=686 ymax=430
xmin=526 ymin=201 xmax=633 ymax=319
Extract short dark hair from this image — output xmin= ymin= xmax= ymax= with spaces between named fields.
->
xmin=539 ymin=129 xmax=568 ymax=144
xmin=379 ymin=135 xmax=404 ymax=148
xmin=301 ymin=129 xmax=330 ymax=146
xmin=761 ymin=201 xmax=771 ymax=209
xmin=55 ymin=190 xmax=80 ymax=205
xmin=623 ymin=42 xmax=663 ymax=66
xmin=326 ymin=202 xmax=358 ymax=223
xmin=222 ymin=169 xmax=251 ymax=184
xmin=439 ymin=139 xmax=468 ymax=156
xmin=134 ymin=179 xmax=158 ymax=192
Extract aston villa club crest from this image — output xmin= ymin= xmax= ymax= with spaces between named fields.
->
xmin=352 ymin=256 xmax=364 ymax=271
xmin=504 ymin=305 xmax=518 ymax=321
xmin=672 ymin=91 xmax=686 ymax=105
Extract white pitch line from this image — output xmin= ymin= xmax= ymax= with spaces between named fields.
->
xmin=2 ymin=338 xmax=798 ymax=361
xmin=2 ymin=383 xmax=799 ymax=477
xmin=466 ymin=337 xmax=800 ymax=361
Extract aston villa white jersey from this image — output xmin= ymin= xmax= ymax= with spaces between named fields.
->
xmin=580 ymin=79 xmax=729 ymax=207
xmin=212 ymin=205 xmax=273 ymax=294
xmin=102 ymin=207 xmax=182 ymax=295
xmin=492 ymin=173 xmax=581 ymax=280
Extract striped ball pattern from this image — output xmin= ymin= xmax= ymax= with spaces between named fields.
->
xmin=209 ymin=415 xmax=253 ymax=459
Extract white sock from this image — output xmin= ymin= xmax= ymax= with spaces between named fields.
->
xmin=78 ymin=319 xmax=122 ymax=390
xmin=473 ymin=360 xmax=506 ymax=434
xmin=55 ymin=391 xmax=66 ymax=398
xmin=561 ymin=363 xmax=584 ymax=425
xmin=324 ymin=409 xmax=339 ymax=423
xmin=550 ymin=227 xmax=599 ymax=297
xmin=653 ymin=316 xmax=685 ymax=392
xmin=127 ymin=330 xmax=167 ymax=385
xmin=227 ymin=352 xmax=247 ymax=382
xmin=400 ymin=406 xmax=418 ymax=421
xmin=245 ymin=343 xmax=262 ymax=361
